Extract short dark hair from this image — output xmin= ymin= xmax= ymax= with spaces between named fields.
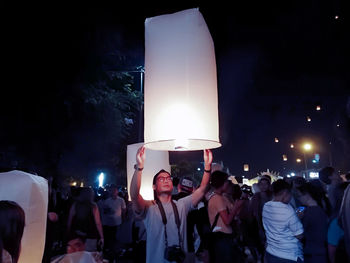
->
xmin=210 ymin=170 xmax=228 ymax=189
xmin=259 ymin=175 xmax=271 ymax=184
xmin=152 ymin=169 xmax=171 ymax=185
xmin=0 ymin=201 xmax=25 ymax=263
xmin=345 ymin=173 xmax=350 ymax=181
xmin=319 ymin=166 xmax=334 ymax=185
xmin=152 ymin=169 xmax=171 ymax=200
xmin=272 ymin=179 xmax=291 ymax=195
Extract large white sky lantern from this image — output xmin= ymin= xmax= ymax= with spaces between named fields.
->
xmin=0 ymin=170 xmax=48 ymax=263
xmin=144 ymin=8 xmax=221 ymax=151
xmin=127 ymin=143 xmax=171 ymax=200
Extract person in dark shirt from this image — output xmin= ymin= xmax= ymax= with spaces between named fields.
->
xmin=296 ymin=182 xmax=330 ymax=263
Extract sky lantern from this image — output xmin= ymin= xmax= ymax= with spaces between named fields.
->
xmin=0 ymin=170 xmax=48 ymax=263
xmin=283 ymin=154 xmax=288 ymax=161
xmin=127 ymin=143 xmax=171 ymax=200
xmin=244 ymin=164 xmax=249 ymax=171
xmin=143 ymin=8 xmax=221 ymax=151
xmin=274 ymin=137 xmax=279 ymax=143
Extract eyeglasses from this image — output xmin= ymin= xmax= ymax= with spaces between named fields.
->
xmin=157 ymin=176 xmax=172 ymax=183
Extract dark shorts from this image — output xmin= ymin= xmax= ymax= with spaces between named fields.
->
xmin=264 ymin=251 xmax=303 ymax=263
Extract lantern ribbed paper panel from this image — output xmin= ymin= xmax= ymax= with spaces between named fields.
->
xmin=0 ymin=170 xmax=48 ymax=263
xmin=144 ymin=8 xmax=221 ymax=151
xmin=127 ymin=143 xmax=171 ymax=200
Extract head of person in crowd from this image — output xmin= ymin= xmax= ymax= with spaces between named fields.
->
xmin=331 ymin=181 xmax=350 ymax=216
xmin=152 ymin=169 xmax=173 ymax=200
xmin=319 ymin=166 xmax=341 ymax=185
xmin=231 ymin=183 xmax=242 ymax=200
xmin=258 ymin=175 xmax=271 ymax=193
xmin=292 ymin=176 xmax=307 ymax=189
xmin=296 ymin=181 xmax=331 ymax=213
xmin=78 ymin=187 xmax=94 ymax=203
xmin=178 ymin=176 xmax=194 ymax=194
xmin=109 ymin=184 xmax=119 ymax=199
xmin=210 ymin=170 xmax=229 ymax=193
xmin=0 ymin=200 xmax=25 ymax=263
xmin=241 ymin=184 xmax=253 ymax=199
xmin=66 ymin=232 xmax=86 ymax=254
xmin=272 ymin=179 xmax=292 ymax=204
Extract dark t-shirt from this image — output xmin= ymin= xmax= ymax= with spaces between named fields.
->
xmin=301 ymin=206 xmax=328 ymax=256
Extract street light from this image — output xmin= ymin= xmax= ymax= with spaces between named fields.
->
xmin=302 ymin=143 xmax=312 ymax=170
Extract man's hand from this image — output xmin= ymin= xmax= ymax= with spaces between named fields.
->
xmin=203 ymin=149 xmax=213 ymax=169
xmin=136 ymin=146 xmax=146 ymax=169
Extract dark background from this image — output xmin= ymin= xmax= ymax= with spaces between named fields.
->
xmin=2 ymin=1 xmax=349 ymax=185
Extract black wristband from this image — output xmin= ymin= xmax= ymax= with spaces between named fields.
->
xmin=204 ymin=169 xmax=211 ymax=173
xmin=134 ymin=164 xmax=144 ymax=171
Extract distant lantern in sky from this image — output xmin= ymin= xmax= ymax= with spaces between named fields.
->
xmin=316 ymin=105 xmax=321 ymax=111
xmin=296 ymin=158 xmax=302 ymax=163
xmin=283 ymin=154 xmax=288 ymax=161
xmin=244 ymin=164 xmax=249 ymax=171
xmin=307 ymin=116 xmax=311 ymax=122
xmin=335 ymin=15 xmax=339 ymax=20
xmin=290 ymin=143 xmax=294 ymax=148
xmin=143 ymin=8 xmax=221 ymax=151
xmin=274 ymin=137 xmax=279 ymax=143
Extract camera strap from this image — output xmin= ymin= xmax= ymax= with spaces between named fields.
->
xmin=156 ymin=199 xmax=182 ymax=249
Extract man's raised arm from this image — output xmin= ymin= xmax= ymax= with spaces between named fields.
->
xmin=130 ymin=146 xmax=151 ymax=215
xmin=192 ymin=149 xmax=213 ymax=206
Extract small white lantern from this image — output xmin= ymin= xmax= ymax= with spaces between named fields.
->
xmin=0 ymin=170 xmax=48 ymax=263
xmin=244 ymin=164 xmax=249 ymax=172
xmin=283 ymin=154 xmax=288 ymax=161
xmin=127 ymin=143 xmax=171 ymax=200
xmin=144 ymin=8 xmax=221 ymax=151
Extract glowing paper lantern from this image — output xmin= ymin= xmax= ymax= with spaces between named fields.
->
xmin=283 ymin=154 xmax=288 ymax=161
xmin=144 ymin=8 xmax=221 ymax=151
xmin=244 ymin=164 xmax=249 ymax=172
xmin=274 ymin=138 xmax=279 ymax=143
xmin=0 ymin=170 xmax=48 ymax=263
xmin=127 ymin=143 xmax=171 ymax=200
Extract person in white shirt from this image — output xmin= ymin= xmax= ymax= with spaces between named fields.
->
xmin=262 ymin=179 xmax=304 ymax=263
xmin=99 ymin=184 xmax=126 ymax=262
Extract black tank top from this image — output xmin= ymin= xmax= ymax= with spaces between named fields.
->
xmin=71 ymin=202 xmax=99 ymax=239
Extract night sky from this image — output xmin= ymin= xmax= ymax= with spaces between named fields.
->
xmin=2 ymin=1 xmax=349 ymax=183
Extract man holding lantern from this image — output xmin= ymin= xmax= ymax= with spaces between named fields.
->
xmin=130 ymin=146 xmax=212 ymax=263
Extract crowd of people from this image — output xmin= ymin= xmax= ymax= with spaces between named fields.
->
xmin=1 ymin=147 xmax=349 ymax=263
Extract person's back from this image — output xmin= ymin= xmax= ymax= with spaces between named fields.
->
xmin=262 ymin=179 xmax=303 ymax=262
